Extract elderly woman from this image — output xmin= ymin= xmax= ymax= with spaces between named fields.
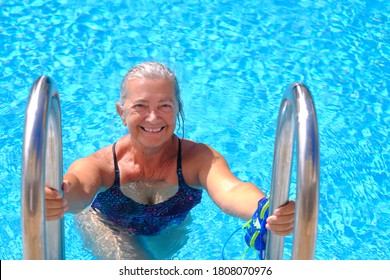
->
xmin=45 ymin=62 xmax=295 ymax=259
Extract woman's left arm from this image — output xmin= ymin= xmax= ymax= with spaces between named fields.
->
xmin=197 ymin=144 xmax=295 ymax=236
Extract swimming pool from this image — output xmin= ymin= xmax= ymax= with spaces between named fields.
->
xmin=0 ymin=0 xmax=388 ymax=260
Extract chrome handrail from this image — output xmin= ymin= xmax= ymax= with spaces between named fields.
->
xmin=265 ymin=83 xmax=319 ymax=260
xmin=21 ymin=76 xmax=65 ymax=259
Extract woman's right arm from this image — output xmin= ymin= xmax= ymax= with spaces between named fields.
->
xmin=45 ymin=155 xmax=106 ymax=220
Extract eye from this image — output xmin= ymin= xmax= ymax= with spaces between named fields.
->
xmin=159 ymin=103 xmax=174 ymax=112
xmin=132 ymin=103 xmax=147 ymax=112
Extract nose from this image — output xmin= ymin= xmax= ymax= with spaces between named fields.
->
xmin=145 ymin=108 xmax=159 ymax=121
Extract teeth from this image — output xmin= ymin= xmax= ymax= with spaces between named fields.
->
xmin=143 ymin=127 xmax=163 ymax=132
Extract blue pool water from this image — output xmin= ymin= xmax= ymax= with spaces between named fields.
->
xmin=0 ymin=0 xmax=389 ymax=260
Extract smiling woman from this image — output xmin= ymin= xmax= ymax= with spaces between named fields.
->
xmin=1 ymin=0 xmax=388 ymax=261
xmin=116 ymin=77 xmax=178 ymax=149
xmin=119 ymin=62 xmax=184 ymax=126
xmin=44 ymin=61 xmax=295 ymax=259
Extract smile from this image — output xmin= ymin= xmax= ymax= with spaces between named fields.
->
xmin=140 ymin=126 xmax=164 ymax=132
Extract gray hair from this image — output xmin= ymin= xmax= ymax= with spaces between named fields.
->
xmin=120 ymin=62 xmax=184 ymax=134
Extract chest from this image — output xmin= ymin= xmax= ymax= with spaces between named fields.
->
xmin=119 ymin=179 xmax=179 ymax=205
xmin=116 ymin=158 xmax=180 ymax=204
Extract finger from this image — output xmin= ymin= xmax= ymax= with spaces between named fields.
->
xmin=274 ymin=200 xmax=295 ymax=216
xmin=62 ymin=180 xmax=71 ymax=192
xmin=266 ymin=213 xmax=294 ymax=227
xmin=45 ymin=186 xmax=62 ymax=199
xmin=265 ymin=223 xmax=294 ymax=236
xmin=46 ymin=199 xmax=68 ymax=220
xmin=46 ymin=210 xmax=66 ymax=221
xmin=46 ymin=198 xmax=68 ymax=210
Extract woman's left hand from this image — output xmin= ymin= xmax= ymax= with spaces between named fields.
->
xmin=266 ymin=200 xmax=295 ymax=236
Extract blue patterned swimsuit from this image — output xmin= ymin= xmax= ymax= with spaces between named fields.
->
xmin=91 ymin=139 xmax=202 ymax=235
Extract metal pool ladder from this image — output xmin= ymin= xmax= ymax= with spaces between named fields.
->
xmin=265 ymin=83 xmax=320 ymax=260
xmin=21 ymin=76 xmax=65 ymax=259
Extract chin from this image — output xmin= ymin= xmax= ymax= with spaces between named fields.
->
xmin=138 ymin=131 xmax=173 ymax=147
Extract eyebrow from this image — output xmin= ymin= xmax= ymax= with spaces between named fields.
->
xmin=131 ymin=98 xmax=175 ymax=104
xmin=159 ymin=98 xmax=175 ymax=103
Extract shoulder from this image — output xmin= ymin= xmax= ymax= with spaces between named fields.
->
xmin=68 ymin=139 xmax=121 ymax=187
xmin=70 ymin=144 xmax=112 ymax=169
xmin=180 ymin=138 xmax=228 ymax=186
xmin=181 ymin=138 xmax=223 ymax=161
xmin=88 ymin=135 xmax=128 ymax=163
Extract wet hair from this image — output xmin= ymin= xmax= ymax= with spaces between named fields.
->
xmin=120 ymin=62 xmax=185 ymax=135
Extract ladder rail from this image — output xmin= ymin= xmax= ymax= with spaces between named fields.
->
xmin=21 ymin=76 xmax=65 ymax=259
xmin=265 ymin=82 xmax=320 ymax=260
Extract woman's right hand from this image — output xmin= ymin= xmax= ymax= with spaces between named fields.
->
xmin=45 ymin=181 xmax=70 ymax=220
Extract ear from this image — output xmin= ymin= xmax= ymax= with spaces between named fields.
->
xmin=116 ymin=103 xmax=127 ymax=126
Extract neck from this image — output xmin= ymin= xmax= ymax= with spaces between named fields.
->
xmin=128 ymin=135 xmax=177 ymax=169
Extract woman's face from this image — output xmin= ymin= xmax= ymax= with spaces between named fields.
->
xmin=118 ymin=78 xmax=178 ymax=149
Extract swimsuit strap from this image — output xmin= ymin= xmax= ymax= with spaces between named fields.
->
xmin=176 ymin=138 xmax=188 ymax=187
xmin=177 ymin=138 xmax=182 ymax=170
xmin=112 ymin=142 xmax=120 ymax=187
